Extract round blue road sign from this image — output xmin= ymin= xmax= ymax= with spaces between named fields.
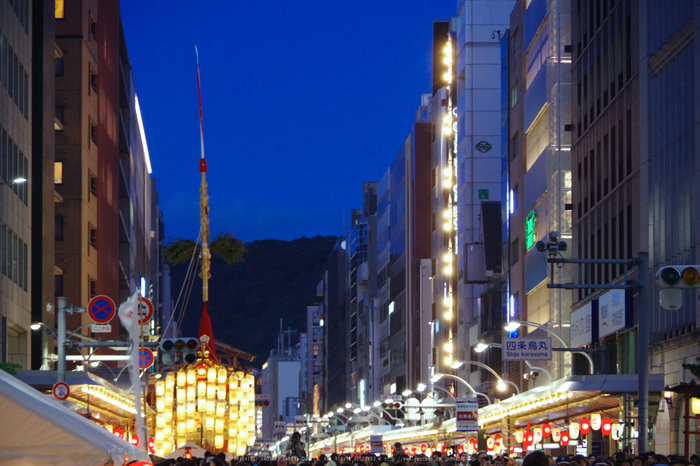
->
xmin=87 ymin=295 xmax=116 ymax=324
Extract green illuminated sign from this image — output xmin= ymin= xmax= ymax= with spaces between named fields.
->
xmin=525 ymin=210 xmax=536 ymax=250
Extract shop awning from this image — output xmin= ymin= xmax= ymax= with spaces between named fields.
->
xmin=478 ymin=373 xmax=664 ymax=428
xmin=0 ymin=368 xmax=151 ymax=466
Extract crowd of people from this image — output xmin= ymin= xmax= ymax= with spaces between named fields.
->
xmin=151 ymin=436 xmax=700 ymax=466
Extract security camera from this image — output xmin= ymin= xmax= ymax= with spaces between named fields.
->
xmin=549 ymin=231 xmax=560 ymax=241
xmin=536 ymin=241 xmax=546 ymax=252
xmin=530 ymin=371 xmax=539 ymax=379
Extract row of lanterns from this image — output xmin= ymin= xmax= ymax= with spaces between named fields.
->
xmin=512 ymin=414 xmax=625 ymax=450
xmin=153 ymin=362 xmax=256 ymax=457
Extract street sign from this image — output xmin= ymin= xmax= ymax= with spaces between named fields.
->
xmin=53 ymin=381 xmax=70 ymax=400
xmin=138 ymin=347 xmax=154 ymax=369
xmin=456 ymin=398 xmax=478 ymax=432
xmin=386 ymin=395 xmax=403 ymax=401
xmin=91 ymin=324 xmax=111 ymax=333
xmin=503 ymin=337 xmax=552 ymax=361
xmin=255 ymin=394 xmax=271 ymax=400
xmin=87 ymin=295 xmax=117 ymax=324
xmin=369 ymin=435 xmax=384 ymax=454
xmin=137 ymin=298 xmax=154 ymax=324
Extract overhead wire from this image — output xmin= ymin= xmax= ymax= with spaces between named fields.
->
xmin=162 ymin=227 xmax=202 ymax=336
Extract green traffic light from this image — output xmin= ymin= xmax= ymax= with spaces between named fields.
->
xmin=661 ymin=267 xmax=681 ymax=286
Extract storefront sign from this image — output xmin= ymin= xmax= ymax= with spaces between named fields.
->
xmin=456 ymin=398 xmax=479 ymax=432
xmin=370 ymin=435 xmax=383 ymax=454
xmin=570 ymin=300 xmax=598 ymax=347
xmin=598 ymin=289 xmax=631 ymax=338
xmin=503 ymin=337 xmax=552 ymax=360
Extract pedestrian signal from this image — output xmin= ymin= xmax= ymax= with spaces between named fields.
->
xmin=159 ymin=337 xmax=199 ymax=365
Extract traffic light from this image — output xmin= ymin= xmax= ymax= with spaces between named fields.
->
xmin=159 ymin=337 xmax=199 ymax=365
xmin=656 ymin=266 xmax=700 ymax=288
xmin=655 ymin=266 xmax=700 ymax=310
xmin=255 ymin=400 xmax=270 ymax=406
xmin=384 ymin=401 xmax=403 ymax=409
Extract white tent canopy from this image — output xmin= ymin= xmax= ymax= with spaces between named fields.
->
xmin=0 ymin=368 xmax=151 ymax=466
xmin=165 ymin=441 xmax=208 ymax=459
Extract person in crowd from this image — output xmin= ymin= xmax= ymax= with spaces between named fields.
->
xmin=430 ymin=451 xmax=443 ymax=466
xmin=523 ymin=451 xmax=549 ymax=466
xmin=632 ymin=457 xmax=646 ymax=466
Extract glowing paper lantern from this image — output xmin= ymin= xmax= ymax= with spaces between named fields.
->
xmin=569 ymin=422 xmax=580 ymax=439
xmin=543 ymin=423 xmax=552 ymax=438
xmin=165 ymin=373 xmax=175 ymax=390
xmin=580 ymin=417 xmax=591 ymax=435
xmin=692 ymin=398 xmax=700 ymax=414
xmin=513 ymin=430 xmax=524 ymax=443
xmin=551 ymin=428 xmax=561 ymax=442
xmin=533 ymin=427 xmax=543 ymax=443
xmin=611 ymin=423 xmax=621 ymax=440
xmin=218 ymin=368 xmax=228 ymax=384
xmin=187 ymin=369 xmax=196 ymax=385
xmin=494 ymin=434 xmax=503 ymax=450
xmin=486 ymin=437 xmax=495 ymax=451
xmin=177 ymin=370 xmax=186 ymax=387
xmin=601 ymin=417 xmax=612 ymax=435
xmin=525 ymin=431 xmax=534 ymax=445
xmin=591 ymin=413 xmax=602 ymax=430
xmin=560 ymin=431 xmax=570 ymax=446
xmin=421 ymin=445 xmax=427 ymax=453
xmin=156 ymin=380 xmax=165 ymax=397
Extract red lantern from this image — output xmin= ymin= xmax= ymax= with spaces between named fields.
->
xmin=359 ymin=445 xmax=364 ymax=453
xmin=130 ymin=435 xmax=140 ymax=447
xmin=561 ymin=431 xmax=570 ymax=446
xmin=457 ymin=447 xmax=463 ymax=454
xmin=601 ymin=418 xmax=612 ymax=435
xmin=431 ymin=446 xmax=437 ymax=453
xmin=148 ymin=436 xmax=155 ymax=454
xmin=442 ymin=445 xmax=448 ymax=453
xmin=510 ymin=446 xmax=516 ymax=455
xmin=113 ymin=428 xmax=124 ymax=439
xmin=580 ymin=417 xmax=591 ymax=435
xmin=421 ymin=445 xmax=427 ymax=453
xmin=525 ymin=431 xmax=534 ymax=445
xmin=543 ymin=423 xmax=552 ymax=438
xmin=197 ymin=364 xmax=207 ymax=379
xmin=383 ymin=443 xmax=388 ymax=449
xmin=404 ymin=448 xmax=409 ymax=455
xmin=486 ymin=437 xmax=495 ymax=451
xmin=495 ymin=434 xmax=503 ymax=449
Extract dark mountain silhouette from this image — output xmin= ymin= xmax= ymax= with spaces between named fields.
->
xmin=168 ymin=235 xmax=338 ymax=367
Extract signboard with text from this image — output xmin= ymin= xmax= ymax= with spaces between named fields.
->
xmin=570 ymin=300 xmax=598 ymax=347
xmin=503 ymin=337 xmax=552 ymax=361
xmin=456 ymin=398 xmax=479 ymax=432
xmin=598 ymin=289 xmax=632 ymax=339
xmin=370 ymin=435 xmax=384 ymax=453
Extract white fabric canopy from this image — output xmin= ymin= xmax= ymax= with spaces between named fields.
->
xmin=165 ymin=441 xmax=208 ymax=459
xmin=0 ymin=368 xmax=151 ymax=466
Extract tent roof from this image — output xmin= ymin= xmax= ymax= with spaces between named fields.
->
xmin=0 ymin=369 xmax=151 ymax=466
xmin=165 ymin=441 xmax=208 ymax=459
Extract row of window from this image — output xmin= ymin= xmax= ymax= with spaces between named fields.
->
xmin=54 ymin=274 xmax=96 ymax=300
xmin=55 ymin=216 xmax=96 ymax=248
xmin=0 ymin=222 xmax=28 ymax=292
xmin=9 ymin=0 xmax=30 ymax=34
xmin=0 ymin=32 xmax=30 ymax=120
xmin=0 ymin=127 xmax=29 ymax=205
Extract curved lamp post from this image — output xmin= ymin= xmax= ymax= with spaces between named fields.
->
xmin=504 ymin=320 xmax=595 ymax=374
xmin=431 ymin=373 xmax=492 ymax=405
xmin=475 ymin=341 xmax=554 ymax=384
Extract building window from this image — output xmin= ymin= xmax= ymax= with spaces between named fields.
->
xmin=89 ymin=276 xmax=96 ymax=299
xmin=55 ymin=216 xmax=64 ymax=241
xmin=54 ymin=162 xmax=63 ymax=184
xmin=55 ymin=0 xmax=65 ymax=19
xmin=89 ymin=66 xmax=97 ymax=93
xmin=89 ymin=119 xmax=97 ymax=145
xmin=55 ymin=106 xmax=64 ymax=131
xmin=55 ymin=47 xmax=65 ymax=76
xmin=89 ymin=224 xmax=96 ymax=247
xmin=55 ymin=274 xmax=64 ymax=295
xmin=511 ymin=132 xmax=519 ymax=160
xmin=511 ymin=81 xmax=519 ymax=108
xmin=89 ymin=171 xmax=96 ymax=196
xmin=90 ymin=15 xmax=97 ymax=39
xmin=511 ymin=238 xmax=519 ymax=265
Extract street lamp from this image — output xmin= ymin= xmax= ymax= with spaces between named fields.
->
xmin=431 ymin=373 xmax=492 ymax=405
xmin=3 ymin=177 xmax=27 ymax=186
xmin=503 ymin=320 xmax=595 ymax=374
xmin=453 ymin=360 xmax=520 ymax=395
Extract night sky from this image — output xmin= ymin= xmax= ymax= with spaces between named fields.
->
xmin=121 ymin=1 xmax=457 ymax=243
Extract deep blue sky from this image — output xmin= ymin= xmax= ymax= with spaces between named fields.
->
xmin=121 ymin=2 xmax=457 ymax=243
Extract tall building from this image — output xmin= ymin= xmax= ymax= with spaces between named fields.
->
xmin=53 ymin=0 xmax=161 ymax=353
xmin=0 ymin=0 xmax=39 ymax=368
xmin=570 ymin=0 xmax=700 ymax=454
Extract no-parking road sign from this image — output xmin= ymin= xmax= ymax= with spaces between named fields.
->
xmin=137 ymin=298 xmax=154 ymax=325
xmin=87 ymin=295 xmax=117 ymax=324
xmin=138 ymin=347 xmax=154 ymax=369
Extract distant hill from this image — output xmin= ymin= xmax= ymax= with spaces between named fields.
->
xmin=168 ymin=235 xmax=339 ymax=367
